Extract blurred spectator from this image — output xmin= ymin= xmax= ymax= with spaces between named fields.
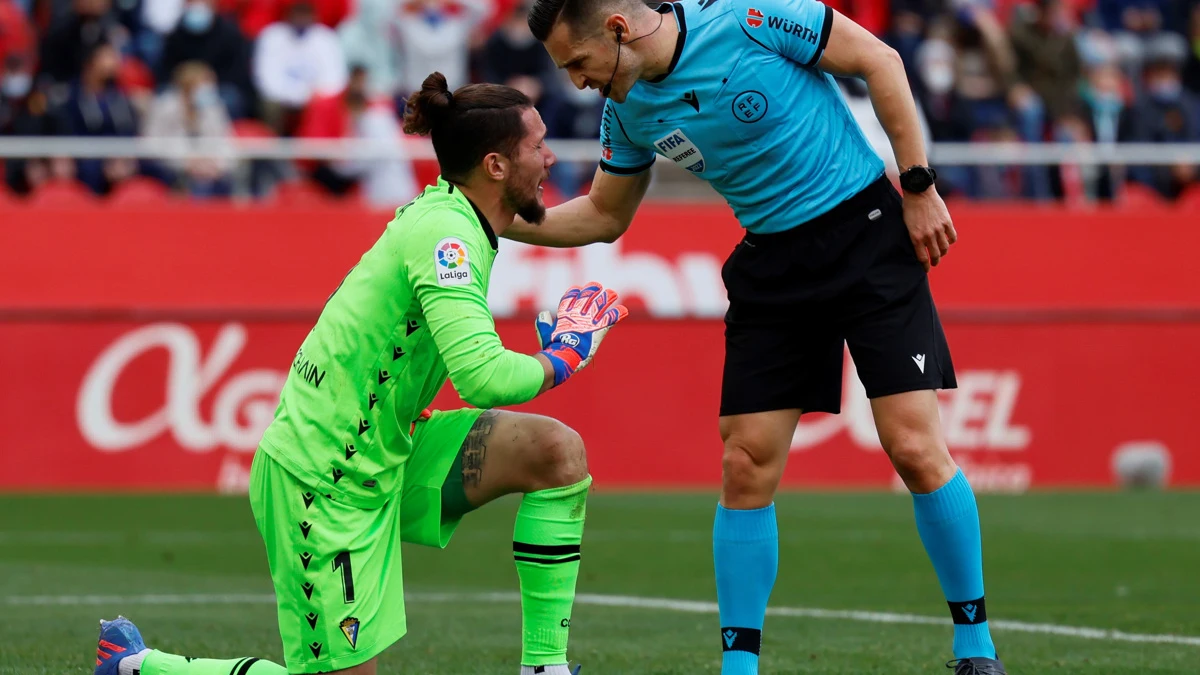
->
xmin=252 ymin=0 xmax=347 ymax=135
xmin=38 ymin=0 xmax=124 ymax=87
xmin=159 ymin=0 xmax=255 ymax=119
xmin=339 ymin=0 xmax=403 ymax=100
xmin=142 ymin=0 xmax=186 ymax=36
xmin=2 ymin=52 xmax=34 ymax=120
xmin=231 ymin=0 xmax=352 ymax=39
xmin=296 ymin=64 xmax=417 ymax=205
xmin=914 ymin=37 xmax=974 ymax=142
xmin=888 ymin=0 xmax=945 ymax=73
xmin=947 ymin=3 xmax=1052 ymax=198
xmin=1120 ymin=31 xmax=1200 ymax=199
xmin=143 ymin=61 xmax=235 ymax=197
xmin=58 ymin=42 xmax=146 ymax=193
xmin=481 ymin=0 xmax=567 ymax=134
xmin=1095 ymin=0 xmax=1169 ymax=34
xmin=1072 ymin=59 xmax=1128 ymax=199
xmin=393 ymin=0 xmax=491 ymax=96
xmin=2 ymin=54 xmax=77 ymax=195
xmin=1009 ymin=0 xmax=1083 ymax=123
xmin=1183 ymin=3 xmax=1200 ymax=94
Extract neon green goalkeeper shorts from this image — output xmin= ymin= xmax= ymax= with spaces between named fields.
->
xmin=248 ymin=408 xmax=485 ymax=673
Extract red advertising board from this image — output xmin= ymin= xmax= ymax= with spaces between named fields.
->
xmin=2 ymin=203 xmax=1198 ymax=492
xmin=2 ymin=203 xmax=1199 ymax=316
xmin=1 ymin=318 xmax=1196 ymax=492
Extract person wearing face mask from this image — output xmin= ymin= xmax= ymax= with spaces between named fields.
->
xmin=1 ymin=51 xmax=76 ymax=197
xmin=143 ymin=60 xmax=235 ymax=198
xmin=253 ymin=0 xmax=348 ymax=135
xmin=912 ymin=34 xmax=974 ymax=195
xmin=1120 ymin=32 xmax=1200 ymax=199
xmin=159 ymin=0 xmax=255 ymax=119
xmin=0 ymin=54 xmax=34 ymax=128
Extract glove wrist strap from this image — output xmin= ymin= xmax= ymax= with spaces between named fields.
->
xmin=541 ymin=346 xmax=582 ymax=387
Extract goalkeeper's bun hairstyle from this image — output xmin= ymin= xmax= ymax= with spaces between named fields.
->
xmin=403 ymin=72 xmax=534 ymax=182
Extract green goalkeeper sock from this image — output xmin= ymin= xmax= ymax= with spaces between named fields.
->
xmin=137 ymin=650 xmax=286 ymax=675
xmin=512 ymin=475 xmax=592 ymax=667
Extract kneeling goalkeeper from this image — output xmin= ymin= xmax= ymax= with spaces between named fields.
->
xmin=92 ymin=71 xmax=626 ymax=675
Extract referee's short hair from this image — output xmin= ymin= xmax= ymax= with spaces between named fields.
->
xmin=527 ymin=0 xmax=643 ymax=41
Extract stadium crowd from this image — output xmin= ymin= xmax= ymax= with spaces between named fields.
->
xmin=0 ymin=0 xmax=1198 ymax=204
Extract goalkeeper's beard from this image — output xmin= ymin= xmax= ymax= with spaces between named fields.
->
xmin=504 ymin=177 xmax=547 ymax=225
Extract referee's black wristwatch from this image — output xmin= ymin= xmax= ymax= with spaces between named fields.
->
xmin=899 ymin=166 xmax=938 ymax=194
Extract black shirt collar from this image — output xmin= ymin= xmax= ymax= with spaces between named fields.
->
xmin=648 ymin=3 xmax=687 ymax=84
xmin=446 ymin=182 xmax=499 ymax=250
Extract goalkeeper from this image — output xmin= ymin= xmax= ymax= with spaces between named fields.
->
xmin=93 ymin=71 xmax=626 ymax=675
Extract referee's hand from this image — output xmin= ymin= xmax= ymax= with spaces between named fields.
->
xmin=902 ymin=189 xmax=957 ymax=271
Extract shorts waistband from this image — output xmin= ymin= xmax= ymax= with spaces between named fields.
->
xmin=744 ymin=175 xmax=894 ymax=243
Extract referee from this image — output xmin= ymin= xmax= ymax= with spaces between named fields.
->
xmin=504 ymin=0 xmax=1004 ymax=673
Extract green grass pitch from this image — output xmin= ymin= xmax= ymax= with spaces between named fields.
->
xmin=2 ymin=492 xmax=1198 ymax=674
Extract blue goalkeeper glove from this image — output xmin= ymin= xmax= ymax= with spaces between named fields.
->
xmin=536 ymin=281 xmax=629 ymax=387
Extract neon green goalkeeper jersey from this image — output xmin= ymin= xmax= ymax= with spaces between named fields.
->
xmin=259 ymin=177 xmax=546 ymax=508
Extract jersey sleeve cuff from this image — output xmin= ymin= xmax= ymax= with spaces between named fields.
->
xmin=599 ymin=158 xmax=656 ymax=176
xmin=804 ymin=4 xmax=834 ymax=67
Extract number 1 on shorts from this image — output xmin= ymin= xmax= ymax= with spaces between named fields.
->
xmin=332 ymin=551 xmax=355 ymax=604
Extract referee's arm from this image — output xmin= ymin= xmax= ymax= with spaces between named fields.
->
xmin=504 ymin=167 xmax=651 ymax=248
xmin=815 ymin=11 xmax=957 ymax=269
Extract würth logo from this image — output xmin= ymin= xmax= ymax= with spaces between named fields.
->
xmin=746 ymin=8 xmax=764 ymax=27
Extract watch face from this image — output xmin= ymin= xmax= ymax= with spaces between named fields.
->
xmin=904 ymin=168 xmax=933 ymax=192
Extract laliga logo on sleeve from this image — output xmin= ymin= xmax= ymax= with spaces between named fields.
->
xmin=435 ymin=237 xmax=472 ymax=286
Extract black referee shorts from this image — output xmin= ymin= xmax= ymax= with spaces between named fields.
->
xmin=720 ymin=176 xmax=956 ymax=417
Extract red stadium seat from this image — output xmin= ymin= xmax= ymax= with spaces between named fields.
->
xmin=107 ymin=177 xmax=172 ymax=207
xmin=1175 ymin=183 xmax=1200 ymax=210
xmin=0 ymin=183 xmax=21 ymax=208
xmin=1118 ymin=182 xmax=1167 ymax=208
xmin=27 ymin=180 xmax=99 ymax=208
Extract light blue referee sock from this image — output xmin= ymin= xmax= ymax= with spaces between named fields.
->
xmin=912 ymin=469 xmax=997 ymax=660
xmin=713 ymin=503 xmax=778 ymax=675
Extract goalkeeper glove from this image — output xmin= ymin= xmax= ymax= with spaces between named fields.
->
xmin=536 ymin=281 xmax=628 ymax=387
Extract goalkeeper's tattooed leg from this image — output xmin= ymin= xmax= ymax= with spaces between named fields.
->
xmin=459 ymin=410 xmax=496 ymax=490
xmin=458 ymin=411 xmax=591 ymax=675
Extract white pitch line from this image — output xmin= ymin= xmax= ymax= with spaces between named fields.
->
xmin=5 ymin=591 xmax=1199 ymax=648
